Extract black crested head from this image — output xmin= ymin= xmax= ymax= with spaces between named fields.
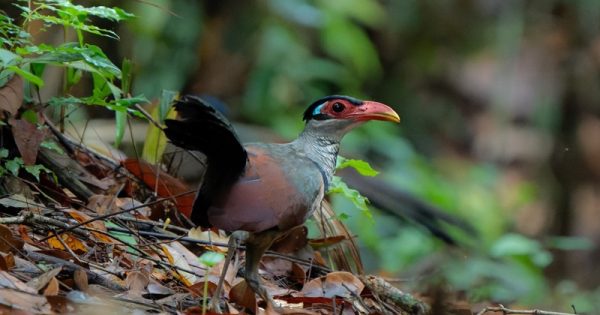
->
xmin=302 ymin=95 xmax=363 ymax=122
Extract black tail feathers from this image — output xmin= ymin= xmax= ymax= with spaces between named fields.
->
xmin=164 ymin=95 xmax=248 ymax=226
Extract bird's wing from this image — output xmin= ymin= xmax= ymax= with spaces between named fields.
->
xmin=164 ymin=95 xmax=248 ymax=226
xmin=208 ymin=144 xmax=325 ymax=233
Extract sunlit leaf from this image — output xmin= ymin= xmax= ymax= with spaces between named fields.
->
xmin=198 ymin=251 xmax=224 ymax=268
xmin=6 ymin=65 xmax=43 ymax=87
xmin=336 ymin=156 xmax=379 ymax=176
xmin=328 ymin=176 xmax=372 ymax=219
xmin=24 ymin=164 xmax=52 ymax=182
xmin=114 ymin=110 xmax=127 ymax=148
xmin=105 ymin=221 xmax=138 ymax=254
xmin=40 ymin=140 xmax=65 ymax=155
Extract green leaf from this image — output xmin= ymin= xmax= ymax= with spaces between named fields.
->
xmin=5 ymin=157 xmax=24 ymax=176
xmin=66 ymin=67 xmax=82 ymax=87
xmin=121 ymin=58 xmax=132 ymax=94
xmin=20 ymin=109 xmax=38 ymax=124
xmin=24 ymin=164 xmax=52 ymax=181
xmin=328 ymin=176 xmax=372 ymax=219
xmin=158 ymin=90 xmax=178 ymax=122
xmin=0 ymin=148 xmax=9 ymax=159
xmin=114 ymin=110 xmax=127 ymax=148
xmin=40 ymin=140 xmax=65 ymax=155
xmin=105 ymin=221 xmax=138 ymax=254
xmin=198 ymin=251 xmax=225 ymax=268
xmin=30 ymin=63 xmax=46 ymax=79
xmin=336 ymin=156 xmax=379 ymax=176
xmin=7 ymin=65 xmax=44 ymax=87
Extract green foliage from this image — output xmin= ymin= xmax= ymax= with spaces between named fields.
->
xmin=325 ymin=156 xmax=379 ymax=220
xmin=198 ymin=251 xmax=225 ymax=268
xmin=328 ymin=176 xmax=372 ymax=220
xmin=0 ymin=1 xmax=147 ymax=145
xmin=141 ymin=90 xmax=178 ymax=164
xmin=336 ymin=156 xmax=379 ymax=177
xmin=0 ymin=149 xmax=52 ymax=181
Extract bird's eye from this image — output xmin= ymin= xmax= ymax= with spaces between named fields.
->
xmin=332 ymin=102 xmax=345 ymax=113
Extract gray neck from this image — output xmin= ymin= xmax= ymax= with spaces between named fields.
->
xmin=292 ymin=119 xmax=359 ymax=187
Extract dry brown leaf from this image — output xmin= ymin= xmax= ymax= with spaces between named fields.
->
xmin=188 ymin=275 xmax=219 ymax=297
xmin=74 ymin=268 xmax=88 ymax=291
xmin=229 ymin=279 xmax=256 ymax=312
xmin=0 ymin=288 xmax=52 ymax=313
xmin=0 ymin=75 xmax=23 ymax=118
xmin=47 ymin=295 xmax=70 ymax=313
xmin=188 ymin=227 xmax=229 ymax=252
xmin=0 ymin=224 xmax=23 ymax=253
xmin=17 ymin=225 xmax=35 ymax=245
xmin=301 ymin=271 xmax=364 ymax=299
xmin=161 ymin=244 xmax=199 ymax=286
xmin=43 ymin=277 xmax=60 ymax=296
xmin=125 ymin=270 xmax=149 ymax=292
xmin=308 ymin=235 xmax=347 ymax=249
xmin=0 ymin=253 xmax=15 ymax=271
xmin=271 ymin=226 xmax=308 ymax=253
xmin=64 ymin=209 xmax=114 ymax=243
xmin=262 ymin=257 xmax=292 ymax=278
xmin=10 ymin=118 xmax=47 ymax=165
xmin=47 ymin=232 xmax=88 ymax=254
xmin=27 ymin=266 xmax=62 ymax=291
xmin=0 ymin=271 xmax=36 ymax=293
xmin=290 ymin=263 xmax=306 ymax=284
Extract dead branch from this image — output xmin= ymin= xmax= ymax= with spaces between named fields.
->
xmin=476 ymin=305 xmax=576 ymax=315
xmin=360 ymin=275 xmax=430 ymax=315
xmin=24 ymin=250 xmax=126 ymax=292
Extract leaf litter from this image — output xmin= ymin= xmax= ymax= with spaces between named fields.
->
xmin=0 ymin=105 xmax=430 ymax=315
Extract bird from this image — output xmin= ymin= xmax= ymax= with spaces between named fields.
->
xmin=163 ymin=95 xmax=400 ymax=310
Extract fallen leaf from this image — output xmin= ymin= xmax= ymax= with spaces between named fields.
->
xmin=74 ymin=268 xmax=88 ymax=291
xmin=301 ymin=271 xmax=364 ymax=299
xmin=229 ymin=279 xmax=256 ymax=312
xmin=64 ymin=209 xmax=114 ymax=243
xmin=0 ymin=224 xmax=23 ymax=253
xmin=0 ymin=253 xmax=15 ymax=270
xmin=27 ymin=266 xmax=62 ymax=291
xmin=261 ymin=257 xmax=292 ymax=278
xmin=47 ymin=232 xmax=88 ymax=254
xmin=115 ymin=197 xmax=152 ymax=217
xmin=10 ymin=118 xmax=47 ymax=165
xmin=0 ymin=194 xmax=44 ymax=209
xmin=271 ymin=226 xmax=308 ymax=253
xmin=0 ymin=288 xmax=52 ymax=313
xmin=43 ymin=277 xmax=60 ymax=296
xmin=17 ymin=225 xmax=35 ymax=245
xmin=0 ymin=75 xmax=23 ymax=118
xmin=47 ymin=295 xmax=71 ymax=313
xmin=0 ymin=271 xmax=36 ymax=293
xmin=161 ymin=244 xmax=199 ymax=286
xmin=125 ymin=270 xmax=149 ymax=293
xmin=290 ymin=263 xmax=306 ymax=284
xmin=188 ymin=227 xmax=229 ymax=252
xmin=308 ymin=235 xmax=347 ymax=250
xmin=121 ymin=158 xmax=194 ymax=218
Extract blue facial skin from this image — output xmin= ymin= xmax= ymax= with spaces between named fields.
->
xmin=312 ymin=103 xmax=325 ymax=116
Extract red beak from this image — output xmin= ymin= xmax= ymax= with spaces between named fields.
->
xmin=348 ymin=101 xmax=400 ymax=123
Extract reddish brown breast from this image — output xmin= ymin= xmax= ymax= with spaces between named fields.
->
xmin=207 ymin=145 xmax=320 ymax=233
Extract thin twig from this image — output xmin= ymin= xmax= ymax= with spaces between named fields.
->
xmin=37 ymin=190 xmax=196 ymax=242
xmin=477 ymin=305 xmax=576 ymax=315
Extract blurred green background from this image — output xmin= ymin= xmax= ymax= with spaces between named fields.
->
xmin=4 ymin=0 xmax=600 ymax=312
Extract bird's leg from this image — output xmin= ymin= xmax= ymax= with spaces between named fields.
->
xmin=244 ymin=230 xmax=281 ymax=311
xmin=211 ymin=230 xmax=249 ymax=313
